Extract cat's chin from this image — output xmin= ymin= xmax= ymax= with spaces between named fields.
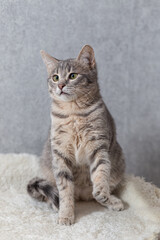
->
xmin=56 ymin=93 xmax=76 ymax=102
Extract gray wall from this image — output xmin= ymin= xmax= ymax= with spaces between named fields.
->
xmin=0 ymin=0 xmax=160 ymax=186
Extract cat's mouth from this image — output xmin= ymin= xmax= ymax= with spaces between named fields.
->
xmin=60 ymin=91 xmax=69 ymax=96
xmin=56 ymin=87 xmax=71 ymax=98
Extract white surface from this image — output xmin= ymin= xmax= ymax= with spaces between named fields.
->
xmin=0 ymin=153 xmax=160 ymax=240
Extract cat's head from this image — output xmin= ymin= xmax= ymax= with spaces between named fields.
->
xmin=40 ymin=45 xmax=98 ymax=102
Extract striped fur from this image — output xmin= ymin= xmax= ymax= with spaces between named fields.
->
xmin=27 ymin=45 xmax=125 ymax=225
xmin=27 ymin=177 xmax=59 ymax=211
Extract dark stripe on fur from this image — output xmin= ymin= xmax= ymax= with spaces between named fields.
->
xmin=79 ymin=124 xmax=92 ymax=131
xmin=57 ymin=171 xmax=73 ymax=181
xmin=89 ymin=135 xmax=108 ymax=142
xmin=58 ymin=130 xmax=66 ymax=134
xmin=53 ymin=149 xmax=73 ymax=167
xmin=91 ymin=144 xmax=107 ymax=161
xmin=89 ymin=117 xmax=102 ymax=122
xmin=52 ymin=111 xmax=69 ymax=119
xmin=55 ymin=125 xmax=62 ymax=132
xmin=101 ymin=197 xmax=109 ymax=204
xmin=91 ymin=159 xmax=107 ymax=174
xmin=76 ymin=102 xmax=103 ymax=117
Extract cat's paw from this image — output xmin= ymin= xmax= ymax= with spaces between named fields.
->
xmin=92 ymin=184 xmax=109 ymax=204
xmin=93 ymin=185 xmax=124 ymax=211
xmin=57 ymin=216 xmax=75 ymax=226
xmin=106 ymin=195 xmax=124 ymax=211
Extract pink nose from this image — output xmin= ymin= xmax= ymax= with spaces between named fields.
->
xmin=58 ymin=84 xmax=65 ymax=90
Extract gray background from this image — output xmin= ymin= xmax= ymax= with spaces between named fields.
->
xmin=0 ymin=0 xmax=160 ymax=186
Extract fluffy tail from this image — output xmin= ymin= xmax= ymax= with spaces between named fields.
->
xmin=27 ymin=177 xmax=59 ymax=211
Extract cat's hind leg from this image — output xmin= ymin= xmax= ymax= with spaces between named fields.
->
xmin=27 ymin=177 xmax=59 ymax=212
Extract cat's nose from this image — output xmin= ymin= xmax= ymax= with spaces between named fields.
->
xmin=58 ymin=84 xmax=65 ymax=90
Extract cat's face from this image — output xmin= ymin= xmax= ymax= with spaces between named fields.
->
xmin=41 ymin=45 xmax=98 ymax=102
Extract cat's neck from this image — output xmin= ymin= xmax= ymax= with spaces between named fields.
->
xmin=51 ymin=89 xmax=101 ymax=113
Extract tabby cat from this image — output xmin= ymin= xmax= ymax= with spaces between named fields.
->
xmin=27 ymin=45 xmax=125 ymax=225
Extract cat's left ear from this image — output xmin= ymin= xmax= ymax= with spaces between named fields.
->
xmin=77 ymin=45 xmax=95 ymax=68
xmin=40 ymin=50 xmax=59 ymax=75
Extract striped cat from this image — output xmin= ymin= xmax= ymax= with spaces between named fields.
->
xmin=27 ymin=45 xmax=125 ymax=225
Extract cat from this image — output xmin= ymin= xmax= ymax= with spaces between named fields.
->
xmin=27 ymin=45 xmax=125 ymax=225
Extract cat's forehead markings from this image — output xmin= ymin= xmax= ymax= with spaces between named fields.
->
xmin=65 ymin=61 xmax=71 ymax=72
xmin=57 ymin=60 xmax=72 ymax=74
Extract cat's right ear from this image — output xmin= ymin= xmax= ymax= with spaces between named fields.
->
xmin=77 ymin=45 xmax=95 ymax=68
xmin=40 ymin=50 xmax=59 ymax=75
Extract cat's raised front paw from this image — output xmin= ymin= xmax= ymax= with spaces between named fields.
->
xmin=92 ymin=184 xmax=109 ymax=205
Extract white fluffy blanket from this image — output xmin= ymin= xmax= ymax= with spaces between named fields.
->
xmin=0 ymin=153 xmax=160 ymax=240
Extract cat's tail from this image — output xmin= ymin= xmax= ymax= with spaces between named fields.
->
xmin=27 ymin=177 xmax=59 ymax=211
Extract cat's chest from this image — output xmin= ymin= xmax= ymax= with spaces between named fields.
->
xmin=52 ymin=116 xmax=88 ymax=163
xmin=54 ymin=116 xmax=85 ymax=142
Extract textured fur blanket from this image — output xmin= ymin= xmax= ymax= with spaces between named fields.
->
xmin=0 ymin=153 xmax=160 ymax=240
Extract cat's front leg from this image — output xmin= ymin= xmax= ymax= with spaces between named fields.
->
xmin=90 ymin=148 xmax=110 ymax=204
xmin=52 ymin=148 xmax=75 ymax=225
xmin=90 ymin=148 xmax=124 ymax=211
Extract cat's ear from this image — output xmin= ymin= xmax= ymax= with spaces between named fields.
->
xmin=77 ymin=45 xmax=95 ymax=68
xmin=40 ymin=50 xmax=59 ymax=75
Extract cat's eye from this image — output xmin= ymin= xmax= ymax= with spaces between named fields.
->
xmin=52 ymin=75 xmax=59 ymax=82
xmin=69 ymin=73 xmax=78 ymax=80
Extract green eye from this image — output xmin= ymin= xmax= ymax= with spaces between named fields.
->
xmin=69 ymin=73 xmax=78 ymax=80
xmin=52 ymin=75 xmax=59 ymax=82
